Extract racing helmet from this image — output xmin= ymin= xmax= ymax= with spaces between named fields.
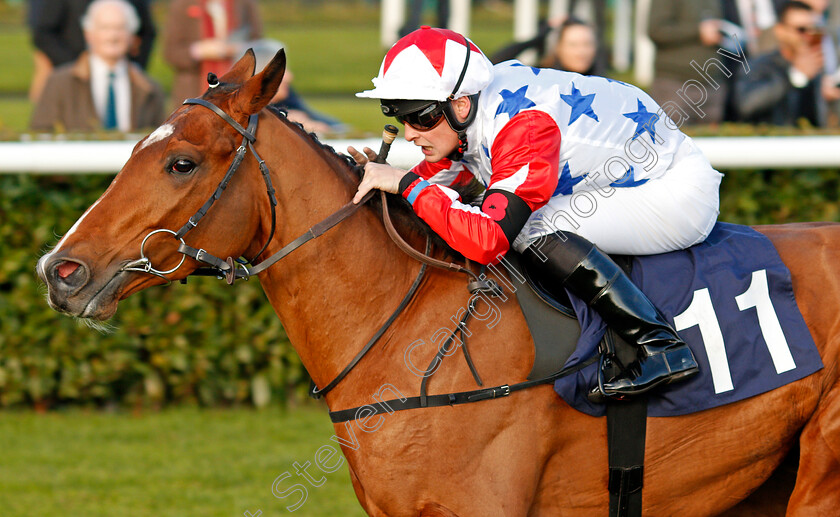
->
xmin=357 ymin=26 xmax=494 ymax=132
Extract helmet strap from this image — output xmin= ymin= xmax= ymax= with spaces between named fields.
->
xmin=443 ymin=36 xmax=479 ymax=162
xmin=442 ymin=92 xmax=480 ymax=161
xmin=447 ymin=131 xmax=469 ymax=161
xmin=448 ymin=35 xmax=472 ymax=101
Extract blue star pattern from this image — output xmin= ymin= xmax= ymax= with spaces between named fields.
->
xmin=609 ymin=165 xmax=648 ymax=188
xmin=553 ymin=161 xmax=586 ymax=196
xmin=510 ymin=62 xmax=542 ymax=75
xmin=604 ymin=77 xmax=631 ymax=87
xmin=623 ymin=99 xmax=659 ymax=142
xmin=482 ymin=144 xmax=491 ymax=160
xmin=560 ymin=83 xmax=599 ymax=125
xmin=495 ymin=86 xmax=536 ymax=119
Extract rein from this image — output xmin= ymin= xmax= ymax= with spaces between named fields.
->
xmin=379 ymin=190 xmax=500 ymax=295
xmin=121 ymin=97 xmax=371 ymax=285
xmin=120 ymin=96 xmax=539 ymax=415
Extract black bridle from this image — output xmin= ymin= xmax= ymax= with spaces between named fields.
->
xmin=119 ymin=96 xmax=594 ymax=414
xmin=121 ymin=97 xmax=371 ymax=285
xmin=120 ymin=96 xmax=424 ymax=401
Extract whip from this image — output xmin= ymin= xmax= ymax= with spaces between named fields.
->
xmin=374 ymin=124 xmax=399 ymax=164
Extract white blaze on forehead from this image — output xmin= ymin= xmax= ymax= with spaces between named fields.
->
xmin=139 ymin=123 xmax=174 ymax=150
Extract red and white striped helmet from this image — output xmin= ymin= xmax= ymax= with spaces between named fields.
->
xmin=357 ymin=26 xmax=495 ymax=102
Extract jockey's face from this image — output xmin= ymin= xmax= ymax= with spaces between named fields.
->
xmin=403 ymin=96 xmax=471 ymax=163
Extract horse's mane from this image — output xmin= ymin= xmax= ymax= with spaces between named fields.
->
xmin=264 ymin=105 xmax=481 ymax=261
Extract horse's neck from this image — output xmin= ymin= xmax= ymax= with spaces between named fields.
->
xmin=254 ymin=124 xmax=422 ymax=399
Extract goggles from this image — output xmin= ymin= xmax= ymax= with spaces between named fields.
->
xmin=395 ymin=102 xmax=447 ymax=131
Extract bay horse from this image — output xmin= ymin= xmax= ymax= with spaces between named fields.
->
xmin=37 ymin=49 xmax=840 ymax=516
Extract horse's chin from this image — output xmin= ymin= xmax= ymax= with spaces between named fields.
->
xmin=47 ymin=289 xmax=120 ymax=322
xmin=79 ymin=297 xmax=120 ymax=321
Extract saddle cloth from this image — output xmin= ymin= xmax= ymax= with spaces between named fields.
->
xmin=552 ymin=222 xmax=823 ymax=417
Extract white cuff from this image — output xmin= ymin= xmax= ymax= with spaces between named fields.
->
xmin=788 ymin=67 xmax=809 ymax=88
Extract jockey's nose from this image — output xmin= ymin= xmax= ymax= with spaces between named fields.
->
xmin=403 ymin=124 xmax=420 ymax=141
xmin=39 ymin=255 xmax=90 ymax=295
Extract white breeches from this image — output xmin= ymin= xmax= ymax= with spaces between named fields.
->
xmin=521 ymin=144 xmax=723 ymax=255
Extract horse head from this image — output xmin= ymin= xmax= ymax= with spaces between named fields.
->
xmin=37 ymin=49 xmax=288 ymax=321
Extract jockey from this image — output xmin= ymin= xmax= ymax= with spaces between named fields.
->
xmin=349 ymin=26 xmax=723 ymax=401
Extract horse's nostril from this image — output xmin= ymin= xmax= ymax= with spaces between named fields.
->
xmin=57 ymin=260 xmax=80 ymax=279
xmin=50 ymin=259 xmax=89 ymax=290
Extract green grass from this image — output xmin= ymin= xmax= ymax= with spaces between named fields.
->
xmin=0 ymin=24 xmax=31 ymax=95
xmin=0 ymin=96 xmax=32 ymax=132
xmin=0 ymin=405 xmax=366 ymax=516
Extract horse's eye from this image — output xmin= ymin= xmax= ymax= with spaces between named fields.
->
xmin=170 ymin=159 xmax=195 ymax=175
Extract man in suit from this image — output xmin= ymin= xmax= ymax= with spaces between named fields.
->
xmin=31 ymin=0 xmax=156 ymax=70
xmin=31 ymin=0 xmax=165 ymax=132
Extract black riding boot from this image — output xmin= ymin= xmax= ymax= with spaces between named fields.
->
xmin=523 ymin=232 xmax=698 ymax=401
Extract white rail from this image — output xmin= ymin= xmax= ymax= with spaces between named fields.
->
xmin=0 ymin=139 xmax=421 ymax=174
xmin=1 ymin=136 xmax=840 ymax=174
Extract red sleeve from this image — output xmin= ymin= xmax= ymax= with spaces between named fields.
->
xmin=401 ymin=110 xmax=561 ymax=265
xmin=487 ymin=110 xmax=561 ymax=212
xmin=411 ymin=158 xmax=475 ymax=188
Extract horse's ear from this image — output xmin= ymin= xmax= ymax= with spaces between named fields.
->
xmin=219 ymin=49 xmax=257 ymax=85
xmin=231 ymin=48 xmax=287 ymax=116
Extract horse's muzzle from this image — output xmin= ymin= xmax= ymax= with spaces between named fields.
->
xmin=37 ymin=253 xmax=107 ymax=317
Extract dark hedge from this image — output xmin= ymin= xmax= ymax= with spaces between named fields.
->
xmin=1 ymin=165 xmax=838 ymax=408
xmin=1 ymin=175 xmax=305 ymax=409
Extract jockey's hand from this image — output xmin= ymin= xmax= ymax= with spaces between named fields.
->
xmin=353 ymin=162 xmax=407 ymax=204
xmin=346 ymin=146 xmax=378 ymax=166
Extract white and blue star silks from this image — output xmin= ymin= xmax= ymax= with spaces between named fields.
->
xmin=456 ymin=61 xmax=717 ymax=253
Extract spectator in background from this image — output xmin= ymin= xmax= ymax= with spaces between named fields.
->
xmin=490 ymin=17 xmax=558 ymax=65
xmin=163 ymin=0 xmax=262 ymax=107
xmin=30 ymin=0 xmax=165 ymax=132
xmin=26 ymin=0 xmax=51 ymax=102
xmin=399 ymin=0 xmax=449 ymax=37
xmin=721 ymin=0 xmax=778 ymax=56
xmin=720 ymin=0 xmax=778 ymax=121
xmin=250 ymin=40 xmax=347 ymax=135
xmin=539 ymin=17 xmax=599 ymax=75
xmin=490 ymin=17 xmax=603 ymax=76
xmin=30 ymin=0 xmax=156 ymax=102
xmin=799 ymin=0 xmax=840 ymax=125
xmin=733 ymin=1 xmax=828 ymax=125
xmin=270 ymin=72 xmax=349 ymax=135
xmin=648 ymin=0 xmax=728 ymax=125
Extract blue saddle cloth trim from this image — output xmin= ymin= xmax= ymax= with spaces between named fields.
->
xmin=554 ymin=222 xmax=823 ymax=417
